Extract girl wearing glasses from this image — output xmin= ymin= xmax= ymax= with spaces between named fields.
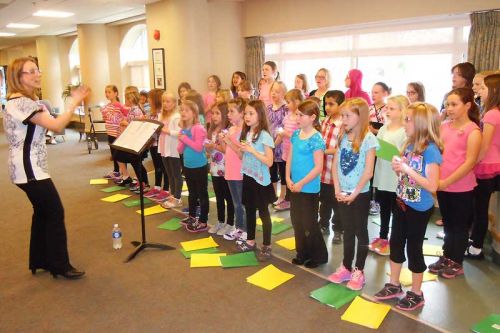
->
xmin=4 ymin=57 xmax=89 ymax=279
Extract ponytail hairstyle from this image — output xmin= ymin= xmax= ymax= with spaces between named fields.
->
xmin=298 ymin=100 xmax=321 ymax=131
xmin=208 ymin=102 xmax=230 ymax=138
xmin=448 ymin=87 xmax=480 ymax=126
xmin=403 ymin=102 xmax=443 ymax=155
xmin=264 ymin=61 xmax=279 ymax=80
xmin=374 ymin=82 xmax=392 ymax=95
xmin=105 ymin=84 xmax=120 ymax=102
xmin=240 ymin=99 xmax=270 ymax=143
xmin=337 ymin=98 xmax=370 ymax=153
xmin=228 ymin=97 xmax=247 ymax=115
xmin=483 ymin=73 xmax=500 ymax=114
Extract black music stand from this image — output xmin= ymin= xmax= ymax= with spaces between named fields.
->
xmin=111 ymin=119 xmax=175 ymax=262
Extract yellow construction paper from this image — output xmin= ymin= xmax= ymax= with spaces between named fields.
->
xmin=90 ymin=178 xmax=108 ymax=185
xmin=101 ymin=194 xmax=131 ymax=203
xmin=387 ymin=268 xmax=438 ymax=286
xmin=181 ymin=236 xmax=219 ymax=252
xmin=246 ymin=264 xmax=294 ymax=291
xmin=275 ymin=237 xmax=296 ymax=250
xmin=136 ymin=205 xmax=167 ymax=216
xmin=257 ymin=216 xmax=285 ymax=225
xmin=190 ymin=253 xmax=226 ymax=268
xmin=341 ymin=296 xmax=391 ymax=329
xmin=422 ymin=244 xmax=443 ymax=257
xmin=182 ymin=183 xmax=188 ymax=191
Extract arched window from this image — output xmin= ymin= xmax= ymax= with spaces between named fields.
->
xmin=68 ymin=38 xmax=80 ymax=85
xmin=120 ymin=24 xmax=149 ymax=91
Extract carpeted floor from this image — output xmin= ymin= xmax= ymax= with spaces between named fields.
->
xmin=0 ymin=129 xmax=491 ymax=332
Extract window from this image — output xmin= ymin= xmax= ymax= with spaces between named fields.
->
xmin=68 ymin=38 xmax=80 ymax=85
xmin=265 ymin=16 xmax=470 ymax=107
xmin=120 ymin=24 xmax=149 ymax=91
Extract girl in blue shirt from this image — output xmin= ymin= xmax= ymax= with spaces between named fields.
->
xmin=238 ymin=100 xmax=276 ymax=261
xmin=328 ymin=98 xmax=379 ymax=291
xmin=286 ymin=100 xmax=328 ymax=268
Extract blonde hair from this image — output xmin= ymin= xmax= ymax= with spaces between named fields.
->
xmin=161 ymin=92 xmax=177 ymax=118
xmin=387 ymin=95 xmax=409 ymax=122
xmin=7 ymin=57 xmax=39 ymax=100
xmin=285 ymin=89 xmax=304 ymax=103
xmin=270 ymin=81 xmax=287 ymax=95
xmin=216 ymin=89 xmax=232 ymax=102
xmin=125 ymin=86 xmax=139 ymax=95
xmin=317 ymin=68 xmax=331 ymax=88
xmin=180 ymin=100 xmax=200 ymax=128
xmin=125 ymin=91 xmax=140 ymax=106
xmin=338 ymin=98 xmax=369 ymax=153
xmin=403 ymin=102 xmax=443 ymax=155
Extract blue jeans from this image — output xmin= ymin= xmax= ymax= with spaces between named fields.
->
xmin=227 ymin=180 xmax=246 ymax=231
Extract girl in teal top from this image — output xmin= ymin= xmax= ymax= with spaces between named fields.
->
xmin=286 ymin=100 xmax=328 ymax=268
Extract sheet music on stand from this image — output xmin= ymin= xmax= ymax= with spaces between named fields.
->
xmin=111 ymin=119 xmax=163 ymax=155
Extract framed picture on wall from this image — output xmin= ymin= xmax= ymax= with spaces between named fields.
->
xmin=152 ymin=48 xmax=166 ymax=89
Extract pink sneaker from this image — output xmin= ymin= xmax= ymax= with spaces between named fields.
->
xmin=144 ymin=188 xmax=161 ymax=198
xmin=153 ymin=190 xmax=171 ymax=202
xmin=327 ymin=265 xmax=352 ymax=284
xmin=368 ymin=238 xmax=382 ymax=252
xmin=346 ymin=268 xmax=365 ymax=290
xmin=375 ymin=239 xmax=390 ymax=256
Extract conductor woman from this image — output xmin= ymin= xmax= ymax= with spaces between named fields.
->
xmin=4 ymin=57 xmax=89 ymax=279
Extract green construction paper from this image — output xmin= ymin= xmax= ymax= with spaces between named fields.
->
xmin=100 ymin=185 xmax=126 ymax=193
xmin=471 ymin=314 xmax=500 ymax=333
xmin=376 ymin=138 xmax=400 ymax=161
xmin=157 ymin=218 xmax=182 ymax=231
xmin=310 ymin=283 xmax=361 ymax=309
xmin=220 ymin=252 xmax=260 ymax=268
xmin=180 ymin=247 xmax=220 ymax=259
xmin=208 ymin=191 xmax=216 ymax=198
xmin=122 ymin=197 xmax=153 ymax=207
xmin=207 ymin=174 xmax=212 ymax=182
xmin=257 ymin=222 xmax=293 ymax=235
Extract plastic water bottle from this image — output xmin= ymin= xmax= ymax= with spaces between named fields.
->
xmin=112 ymin=224 xmax=122 ymax=249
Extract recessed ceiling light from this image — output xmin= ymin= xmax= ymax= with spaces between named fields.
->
xmin=0 ymin=32 xmax=16 ymax=37
xmin=33 ymin=10 xmax=74 ymax=18
xmin=7 ymin=23 xmax=40 ymax=29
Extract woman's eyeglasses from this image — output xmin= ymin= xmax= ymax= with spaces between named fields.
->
xmin=22 ymin=69 xmax=42 ymax=75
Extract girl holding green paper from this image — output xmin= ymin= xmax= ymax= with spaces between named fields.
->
xmin=370 ymin=96 xmax=409 ymax=256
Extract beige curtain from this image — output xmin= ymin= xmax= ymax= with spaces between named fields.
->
xmin=468 ymin=10 xmax=500 ymax=72
xmin=245 ymin=36 xmax=265 ymax=90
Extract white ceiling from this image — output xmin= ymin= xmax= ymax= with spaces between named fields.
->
xmin=0 ymin=0 xmax=159 ymax=49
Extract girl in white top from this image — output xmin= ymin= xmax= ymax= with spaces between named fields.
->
xmin=158 ymin=92 xmax=183 ymax=208
xmin=370 ymin=95 xmax=409 ymax=255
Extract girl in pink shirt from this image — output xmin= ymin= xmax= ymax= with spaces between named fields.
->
xmin=203 ymin=75 xmax=221 ymax=125
xmin=221 ymin=97 xmax=247 ymax=241
xmin=430 ymin=88 xmax=481 ymax=279
xmin=468 ymin=73 xmax=500 ymax=259
xmin=258 ymin=61 xmax=278 ymax=107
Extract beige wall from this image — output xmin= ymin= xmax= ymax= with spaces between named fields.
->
xmin=36 ymin=37 xmax=64 ymax=113
xmin=0 ymin=42 xmax=37 ymax=66
xmin=243 ymin=0 xmax=500 ymax=36
xmin=146 ymin=0 xmax=245 ymax=93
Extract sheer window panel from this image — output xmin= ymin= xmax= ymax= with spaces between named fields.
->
xmin=129 ymin=65 xmax=150 ymax=91
xmin=281 ymin=35 xmax=352 ymax=54
xmin=357 ymin=28 xmax=454 ymax=49
xmin=281 ymin=57 xmax=351 ymax=93
xmin=358 ymin=53 xmax=453 ymax=108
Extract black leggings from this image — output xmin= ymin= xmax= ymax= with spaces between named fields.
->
xmin=107 ymin=135 xmax=119 ymax=172
xmin=113 ymin=151 xmax=148 ymax=185
xmin=338 ymin=192 xmax=370 ymax=270
xmin=184 ymin=166 xmax=209 ymax=223
xmin=437 ymin=190 xmax=474 ymax=264
xmin=150 ymin=146 xmax=168 ymax=190
xmin=375 ymin=189 xmax=397 ymax=239
xmin=270 ymin=161 xmax=286 ymax=185
xmin=17 ymin=179 xmax=72 ymax=272
xmin=319 ymin=182 xmax=342 ymax=232
xmin=471 ymin=176 xmax=499 ymax=249
xmin=390 ymin=200 xmax=433 ymax=273
xmin=162 ymin=157 xmax=183 ymax=199
xmin=212 ymin=176 xmax=234 ymax=225
xmin=290 ymin=192 xmax=328 ymax=263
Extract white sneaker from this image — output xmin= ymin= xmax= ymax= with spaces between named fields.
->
xmin=217 ymin=224 xmax=234 ymax=236
xmin=165 ymin=197 xmax=182 ymax=208
xmin=208 ymin=222 xmax=225 ymax=234
xmin=223 ymin=227 xmax=242 ymax=241
xmin=436 ymin=231 xmax=445 ymax=239
xmin=235 ymin=231 xmax=248 ymax=245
